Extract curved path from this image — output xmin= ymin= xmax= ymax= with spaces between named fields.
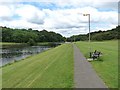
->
xmin=73 ymin=44 xmax=107 ymax=88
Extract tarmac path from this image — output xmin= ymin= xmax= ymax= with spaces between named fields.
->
xmin=73 ymin=44 xmax=107 ymax=88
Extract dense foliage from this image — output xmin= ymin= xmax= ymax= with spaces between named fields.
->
xmin=67 ymin=26 xmax=119 ymax=41
xmin=1 ymin=27 xmax=65 ymax=43
xmin=1 ymin=25 xmax=119 ymax=43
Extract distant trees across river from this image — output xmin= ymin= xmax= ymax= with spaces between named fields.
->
xmin=1 ymin=27 xmax=65 ymax=43
xmin=1 ymin=25 xmax=119 ymax=43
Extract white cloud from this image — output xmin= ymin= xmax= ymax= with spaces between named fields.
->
xmin=44 ymin=0 xmax=118 ymax=11
xmin=0 ymin=0 xmax=119 ymax=2
xmin=43 ymin=7 xmax=118 ymax=30
xmin=3 ymin=19 xmax=42 ymax=29
xmin=0 ymin=1 xmax=118 ymax=37
xmin=0 ymin=5 xmax=15 ymax=21
xmin=15 ymin=4 xmax=45 ymax=24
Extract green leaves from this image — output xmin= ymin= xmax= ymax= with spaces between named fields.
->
xmin=2 ymin=27 xmax=65 ymax=43
xmin=27 ymin=38 xmax=36 ymax=46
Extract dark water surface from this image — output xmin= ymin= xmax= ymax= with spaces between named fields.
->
xmin=0 ymin=46 xmax=50 ymax=66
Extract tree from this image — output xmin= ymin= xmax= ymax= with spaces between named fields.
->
xmin=67 ymin=26 xmax=119 ymax=41
xmin=27 ymin=38 xmax=36 ymax=46
xmin=1 ymin=26 xmax=65 ymax=43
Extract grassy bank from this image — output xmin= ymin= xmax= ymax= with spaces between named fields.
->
xmin=2 ymin=44 xmax=74 ymax=88
xmin=75 ymin=40 xmax=118 ymax=88
xmin=37 ymin=42 xmax=62 ymax=47
xmin=0 ymin=42 xmax=27 ymax=49
xmin=0 ymin=42 xmax=22 ymax=46
xmin=1 ymin=42 xmax=63 ymax=48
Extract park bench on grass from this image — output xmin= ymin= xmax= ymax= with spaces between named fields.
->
xmin=90 ymin=50 xmax=102 ymax=60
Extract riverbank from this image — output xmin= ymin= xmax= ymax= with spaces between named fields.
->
xmin=2 ymin=40 xmax=118 ymax=88
xmin=1 ymin=42 xmax=62 ymax=67
xmin=0 ymin=42 xmax=27 ymax=49
xmin=1 ymin=42 xmax=63 ymax=49
xmin=1 ymin=45 xmax=51 ymax=67
xmin=2 ymin=44 xmax=73 ymax=88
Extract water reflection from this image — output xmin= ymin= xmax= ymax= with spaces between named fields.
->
xmin=1 ymin=46 xmax=50 ymax=66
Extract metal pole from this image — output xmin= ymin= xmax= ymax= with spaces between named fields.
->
xmin=83 ymin=13 xmax=91 ymax=57
xmin=88 ymin=14 xmax=91 ymax=53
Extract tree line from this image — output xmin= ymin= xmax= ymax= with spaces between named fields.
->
xmin=1 ymin=25 xmax=119 ymax=44
xmin=1 ymin=26 xmax=65 ymax=44
xmin=67 ymin=26 xmax=120 ymax=42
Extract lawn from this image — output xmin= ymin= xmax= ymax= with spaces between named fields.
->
xmin=75 ymin=40 xmax=118 ymax=88
xmin=2 ymin=44 xmax=74 ymax=88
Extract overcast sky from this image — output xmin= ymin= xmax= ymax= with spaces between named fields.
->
xmin=0 ymin=0 xmax=119 ymax=37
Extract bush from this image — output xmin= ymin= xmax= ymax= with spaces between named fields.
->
xmin=27 ymin=38 xmax=36 ymax=46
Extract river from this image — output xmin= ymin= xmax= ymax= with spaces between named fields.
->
xmin=0 ymin=46 xmax=50 ymax=67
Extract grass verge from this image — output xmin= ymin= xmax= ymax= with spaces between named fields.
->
xmin=2 ymin=44 xmax=74 ymax=88
xmin=0 ymin=42 xmax=27 ymax=49
xmin=75 ymin=40 xmax=118 ymax=88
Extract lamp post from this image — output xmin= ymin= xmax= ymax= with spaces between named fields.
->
xmin=83 ymin=14 xmax=91 ymax=56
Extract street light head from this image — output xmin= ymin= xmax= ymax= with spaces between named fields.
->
xmin=83 ymin=14 xmax=90 ymax=16
xmin=83 ymin=14 xmax=87 ymax=16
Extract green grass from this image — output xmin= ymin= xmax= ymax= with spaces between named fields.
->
xmin=0 ymin=42 xmax=19 ymax=45
xmin=0 ymin=42 xmax=27 ymax=49
xmin=2 ymin=44 xmax=74 ymax=88
xmin=0 ymin=42 xmax=23 ymax=46
xmin=37 ymin=42 xmax=51 ymax=45
xmin=75 ymin=40 xmax=118 ymax=88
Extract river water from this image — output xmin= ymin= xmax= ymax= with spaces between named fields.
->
xmin=0 ymin=46 xmax=50 ymax=66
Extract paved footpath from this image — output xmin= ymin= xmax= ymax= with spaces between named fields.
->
xmin=73 ymin=44 xmax=107 ymax=88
